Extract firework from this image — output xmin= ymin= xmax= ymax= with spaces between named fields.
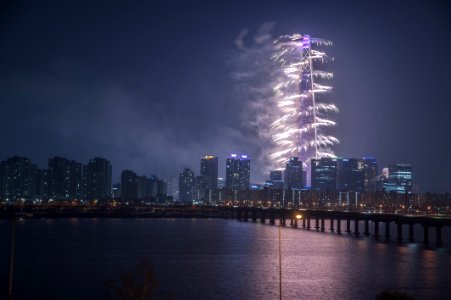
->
xmin=269 ymin=34 xmax=339 ymax=185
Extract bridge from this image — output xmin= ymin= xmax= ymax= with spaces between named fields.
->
xmin=222 ymin=207 xmax=451 ymax=247
xmin=3 ymin=204 xmax=451 ymax=247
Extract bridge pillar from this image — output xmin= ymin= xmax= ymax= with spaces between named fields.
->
xmin=307 ymin=217 xmax=311 ymax=230
xmin=408 ymin=223 xmax=414 ymax=243
xmin=260 ymin=212 xmax=266 ymax=224
xmin=252 ymin=211 xmax=257 ymax=222
xmin=330 ymin=218 xmax=334 ymax=232
xmin=315 ymin=217 xmax=320 ymax=231
xmin=346 ymin=218 xmax=351 ymax=234
xmin=302 ymin=217 xmax=306 ymax=228
xmin=374 ymin=221 xmax=380 ymax=240
xmin=436 ymin=225 xmax=443 ymax=247
xmin=244 ymin=210 xmax=248 ymax=222
xmin=385 ymin=221 xmax=390 ymax=240
xmin=354 ymin=219 xmax=360 ymax=236
xmin=321 ymin=218 xmax=325 ymax=232
xmin=270 ymin=213 xmax=275 ymax=225
xmin=337 ymin=218 xmax=341 ymax=234
xmin=396 ymin=222 xmax=403 ymax=243
xmin=294 ymin=218 xmax=298 ymax=228
xmin=237 ymin=209 xmax=241 ymax=221
xmin=281 ymin=216 xmax=286 ymax=227
xmin=364 ymin=219 xmax=370 ymax=236
xmin=423 ymin=224 xmax=429 ymax=246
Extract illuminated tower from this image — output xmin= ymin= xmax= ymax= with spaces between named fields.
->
xmin=271 ymin=34 xmax=338 ymax=186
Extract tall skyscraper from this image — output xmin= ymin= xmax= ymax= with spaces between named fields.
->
xmin=225 ymin=154 xmax=250 ymax=190
xmin=179 ymin=168 xmax=195 ymax=203
xmin=311 ymin=158 xmax=338 ymax=192
xmin=362 ymin=157 xmax=378 ymax=192
xmin=284 ymin=157 xmax=303 ymax=190
xmin=337 ymin=158 xmax=365 ymax=192
xmin=121 ymin=170 xmax=138 ymax=204
xmin=200 ymin=155 xmax=218 ymax=190
xmin=0 ymin=156 xmax=37 ymax=201
xmin=270 ymin=34 xmax=338 ymax=187
xmin=83 ymin=157 xmax=112 ymax=202
xmin=48 ymin=157 xmax=82 ymax=201
xmin=383 ymin=164 xmax=413 ymax=194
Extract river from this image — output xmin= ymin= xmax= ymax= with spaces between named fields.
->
xmin=0 ymin=218 xmax=450 ymax=299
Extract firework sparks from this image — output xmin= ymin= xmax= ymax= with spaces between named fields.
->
xmin=270 ymin=34 xmax=339 ymax=185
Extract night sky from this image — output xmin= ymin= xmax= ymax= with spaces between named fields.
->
xmin=1 ymin=0 xmax=450 ymax=192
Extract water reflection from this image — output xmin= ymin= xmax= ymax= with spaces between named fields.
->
xmin=0 ymin=219 xmax=450 ymax=299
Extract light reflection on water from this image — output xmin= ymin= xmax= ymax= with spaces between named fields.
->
xmin=0 ymin=218 xmax=450 ymax=299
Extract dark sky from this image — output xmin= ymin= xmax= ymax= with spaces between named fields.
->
xmin=1 ymin=0 xmax=451 ymax=192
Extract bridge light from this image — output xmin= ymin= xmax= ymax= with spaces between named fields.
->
xmin=296 ymin=214 xmax=302 ymax=220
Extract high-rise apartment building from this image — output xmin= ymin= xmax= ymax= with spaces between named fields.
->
xmin=36 ymin=169 xmax=49 ymax=200
xmin=225 ymin=154 xmax=250 ymax=190
xmin=83 ymin=157 xmax=112 ymax=202
xmin=0 ymin=156 xmax=37 ymax=201
xmin=48 ymin=157 xmax=82 ymax=201
xmin=121 ymin=170 xmax=138 ymax=204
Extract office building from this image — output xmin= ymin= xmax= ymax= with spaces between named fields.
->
xmin=284 ymin=157 xmax=303 ymax=190
xmin=383 ymin=163 xmax=413 ymax=194
xmin=311 ymin=158 xmax=338 ymax=191
xmin=337 ymin=158 xmax=365 ymax=192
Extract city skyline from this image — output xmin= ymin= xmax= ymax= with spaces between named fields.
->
xmin=0 ymin=153 xmax=414 ymax=197
xmin=1 ymin=1 xmax=451 ymax=192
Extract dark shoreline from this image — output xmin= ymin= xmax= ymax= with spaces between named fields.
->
xmin=0 ymin=205 xmax=225 ymax=219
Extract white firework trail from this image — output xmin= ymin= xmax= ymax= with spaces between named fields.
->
xmin=270 ymin=34 xmax=339 ymax=185
xmin=230 ymin=28 xmax=338 ymax=184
